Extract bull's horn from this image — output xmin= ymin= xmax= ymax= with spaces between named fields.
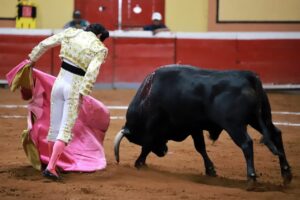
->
xmin=114 ymin=129 xmax=125 ymax=163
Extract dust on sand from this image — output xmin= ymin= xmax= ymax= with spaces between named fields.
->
xmin=0 ymin=89 xmax=299 ymax=200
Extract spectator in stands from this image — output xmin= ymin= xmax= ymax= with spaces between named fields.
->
xmin=143 ymin=12 xmax=169 ymax=34
xmin=125 ymin=12 xmax=169 ymax=35
xmin=64 ymin=10 xmax=90 ymax=29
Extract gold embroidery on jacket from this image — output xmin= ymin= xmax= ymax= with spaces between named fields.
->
xmin=29 ymin=27 xmax=108 ymax=97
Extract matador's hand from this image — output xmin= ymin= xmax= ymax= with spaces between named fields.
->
xmin=28 ymin=59 xmax=36 ymax=68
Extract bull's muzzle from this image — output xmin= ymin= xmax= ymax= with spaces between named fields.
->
xmin=153 ymin=145 xmax=168 ymax=157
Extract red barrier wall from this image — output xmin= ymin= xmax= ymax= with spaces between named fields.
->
xmin=113 ymin=37 xmax=175 ymax=82
xmin=237 ymin=40 xmax=300 ymax=83
xmin=176 ymin=39 xmax=238 ymax=69
xmin=0 ymin=34 xmax=52 ymax=78
xmin=175 ymin=38 xmax=300 ymax=83
xmin=1 ymin=31 xmax=300 ymax=85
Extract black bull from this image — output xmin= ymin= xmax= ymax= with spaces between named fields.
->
xmin=114 ymin=65 xmax=292 ymax=186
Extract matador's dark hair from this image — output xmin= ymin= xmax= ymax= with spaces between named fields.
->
xmin=85 ymin=23 xmax=109 ymax=42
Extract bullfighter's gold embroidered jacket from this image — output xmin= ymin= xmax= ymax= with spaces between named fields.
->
xmin=29 ymin=27 xmax=108 ymax=96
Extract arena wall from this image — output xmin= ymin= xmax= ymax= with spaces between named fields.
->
xmin=1 ymin=0 xmax=300 ymax=32
xmin=0 ymin=29 xmax=300 ymax=87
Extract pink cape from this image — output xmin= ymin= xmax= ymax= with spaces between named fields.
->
xmin=6 ymin=59 xmax=110 ymax=172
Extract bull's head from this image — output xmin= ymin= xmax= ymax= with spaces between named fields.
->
xmin=114 ymin=128 xmax=168 ymax=163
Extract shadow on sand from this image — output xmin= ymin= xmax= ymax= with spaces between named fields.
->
xmin=131 ymin=165 xmax=287 ymax=192
xmin=2 ymin=164 xmax=289 ymax=192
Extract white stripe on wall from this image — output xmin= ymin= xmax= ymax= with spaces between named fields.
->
xmin=1 ymin=115 xmax=300 ymax=127
xmin=2 ymin=104 xmax=300 ymax=115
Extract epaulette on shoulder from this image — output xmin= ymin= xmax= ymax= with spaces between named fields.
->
xmin=90 ymin=40 xmax=107 ymax=53
xmin=64 ymin=28 xmax=81 ymax=38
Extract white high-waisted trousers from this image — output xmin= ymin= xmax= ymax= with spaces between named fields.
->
xmin=47 ymin=65 xmax=84 ymax=143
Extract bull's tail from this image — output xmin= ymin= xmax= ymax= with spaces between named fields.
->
xmin=259 ymin=92 xmax=280 ymax=155
xmin=251 ymin=74 xmax=280 ymax=155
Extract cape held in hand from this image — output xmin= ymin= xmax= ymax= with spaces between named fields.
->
xmin=6 ymin=59 xmax=110 ymax=172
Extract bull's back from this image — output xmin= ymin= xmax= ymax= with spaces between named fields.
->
xmin=127 ymin=65 xmax=262 ymax=128
xmin=153 ymin=65 xmax=260 ymax=101
xmin=153 ymin=66 xmax=260 ymax=122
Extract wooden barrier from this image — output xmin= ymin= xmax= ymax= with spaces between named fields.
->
xmin=176 ymin=32 xmax=300 ymax=84
xmin=237 ymin=39 xmax=300 ymax=83
xmin=0 ymin=29 xmax=300 ymax=85
xmin=113 ymin=37 xmax=175 ymax=83
xmin=0 ymin=31 xmax=52 ymax=79
xmin=176 ymin=38 xmax=238 ymax=69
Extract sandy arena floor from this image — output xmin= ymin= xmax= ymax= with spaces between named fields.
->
xmin=0 ymin=88 xmax=299 ymax=200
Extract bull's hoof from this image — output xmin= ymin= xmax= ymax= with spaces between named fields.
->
xmin=205 ymin=166 xmax=217 ymax=177
xmin=246 ymin=174 xmax=257 ymax=191
xmin=283 ymin=172 xmax=292 ymax=186
xmin=134 ymin=160 xmax=147 ymax=169
xmin=281 ymin=166 xmax=292 ymax=186
xmin=246 ymin=178 xmax=257 ymax=191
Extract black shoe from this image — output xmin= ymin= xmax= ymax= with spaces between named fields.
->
xmin=42 ymin=169 xmax=61 ymax=181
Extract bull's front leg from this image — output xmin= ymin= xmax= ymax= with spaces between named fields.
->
xmin=227 ymin=127 xmax=257 ymax=190
xmin=191 ymin=132 xmax=216 ymax=177
xmin=135 ymin=146 xmax=151 ymax=169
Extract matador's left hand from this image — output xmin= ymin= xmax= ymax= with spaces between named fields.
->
xmin=27 ymin=59 xmax=36 ymax=68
